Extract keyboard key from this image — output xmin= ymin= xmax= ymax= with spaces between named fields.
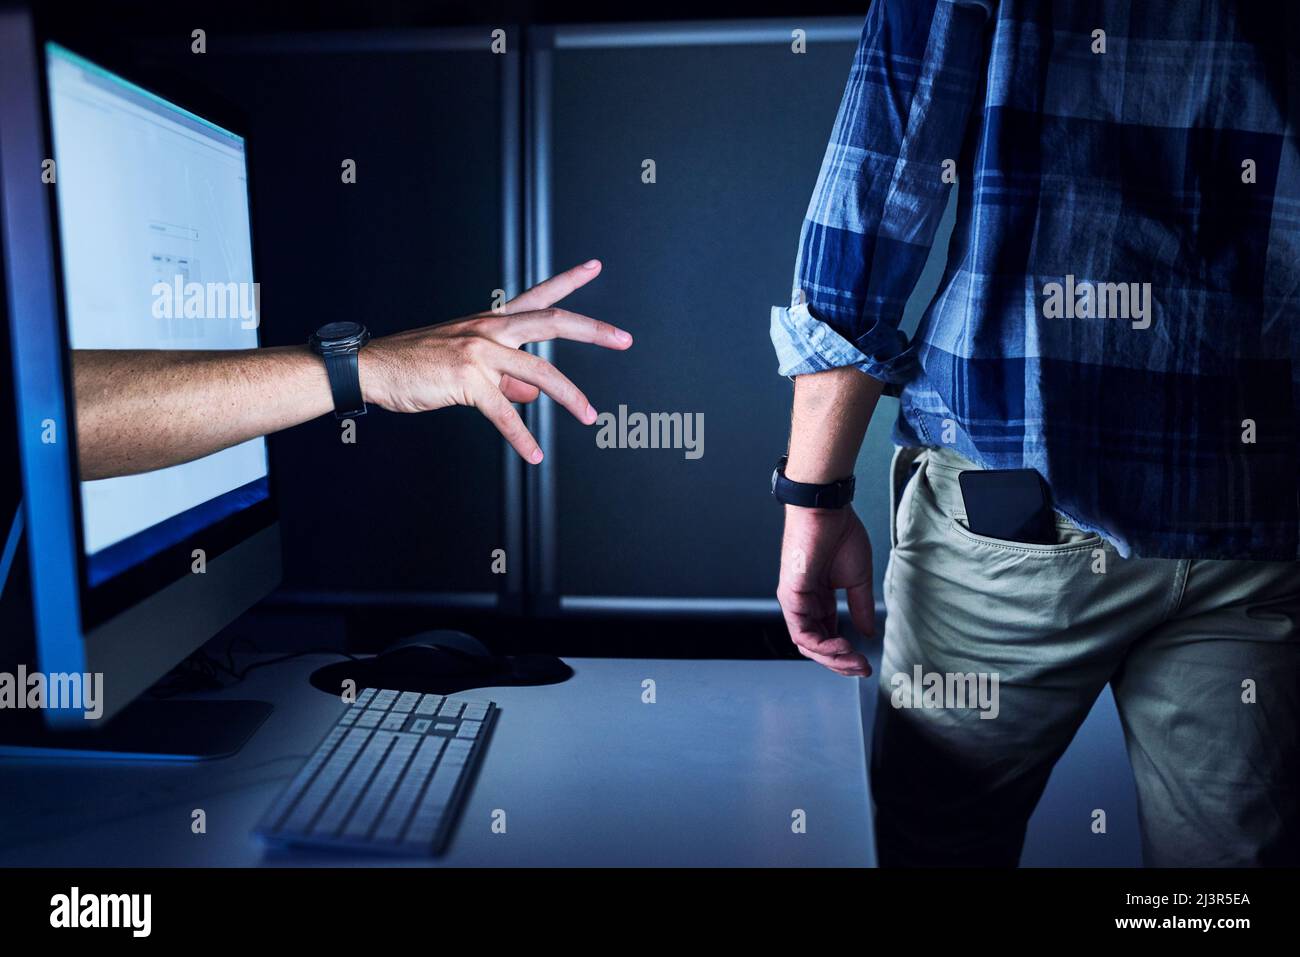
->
xmin=355 ymin=709 xmax=385 ymax=729
xmin=434 ymin=722 xmax=456 ymax=733
xmin=415 ymin=695 xmax=443 ymax=715
xmin=372 ymin=690 xmax=399 ymax=710
xmin=355 ymin=688 xmax=376 ymax=708
xmin=393 ymin=691 xmax=421 ymax=714
xmin=437 ymin=699 xmax=463 ymax=718
xmin=410 ymin=719 xmax=431 ymax=734
xmin=461 ymin=702 xmax=489 ymax=721
xmin=456 ymin=720 xmax=482 ymax=739
xmin=381 ymin=712 xmax=408 ymax=732
xmin=338 ymin=709 xmax=358 ymax=726
xmin=442 ymin=739 xmax=472 ymax=767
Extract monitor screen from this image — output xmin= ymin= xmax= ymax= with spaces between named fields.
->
xmin=45 ymin=43 xmax=269 ymax=588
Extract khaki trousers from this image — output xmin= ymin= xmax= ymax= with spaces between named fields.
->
xmin=873 ymin=445 xmax=1300 ymax=866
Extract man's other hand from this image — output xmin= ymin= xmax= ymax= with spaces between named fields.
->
xmin=777 ymin=504 xmax=874 ymax=677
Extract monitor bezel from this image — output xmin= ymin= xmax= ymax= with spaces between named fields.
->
xmin=34 ymin=29 xmax=280 ymax=633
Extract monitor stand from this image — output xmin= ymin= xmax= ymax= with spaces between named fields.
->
xmin=0 ymin=698 xmax=273 ymax=761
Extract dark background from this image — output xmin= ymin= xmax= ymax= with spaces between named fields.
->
xmin=1 ymin=0 xmax=1141 ymax=864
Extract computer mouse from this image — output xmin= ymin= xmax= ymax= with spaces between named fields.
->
xmin=309 ymin=630 xmax=573 ymax=697
xmin=390 ymin=629 xmax=489 ymax=657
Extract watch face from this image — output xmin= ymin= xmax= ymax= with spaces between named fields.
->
xmin=310 ymin=321 xmax=370 ymax=355
xmin=316 ymin=321 xmax=363 ymax=341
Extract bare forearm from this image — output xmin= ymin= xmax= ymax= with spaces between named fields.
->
xmin=785 ymin=366 xmax=885 ymax=483
xmin=73 ymin=347 xmax=331 ymax=480
xmin=71 ymin=263 xmax=629 ymax=480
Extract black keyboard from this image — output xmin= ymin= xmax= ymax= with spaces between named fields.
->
xmin=256 ymin=688 xmax=497 ymax=856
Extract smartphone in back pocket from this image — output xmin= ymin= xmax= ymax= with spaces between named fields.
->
xmin=958 ymin=469 xmax=1056 ymax=545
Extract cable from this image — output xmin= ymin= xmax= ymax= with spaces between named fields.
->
xmin=0 ymin=501 xmax=23 ymax=603
xmin=149 ymin=632 xmax=360 ymax=699
xmin=218 ymin=633 xmax=360 ymax=682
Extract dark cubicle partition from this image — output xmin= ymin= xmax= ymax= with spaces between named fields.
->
xmin=526 ymin=20 xmax=951 ymax=617
xmin=138 ymin=31 xmax=525 ymax=612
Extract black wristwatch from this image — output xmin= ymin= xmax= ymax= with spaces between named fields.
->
xmin=770 ymin=455 xmax=856 ymax=509
xmin=308 ymin=321 xmax=371 ymax=419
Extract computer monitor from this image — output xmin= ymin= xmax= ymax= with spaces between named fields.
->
xmin=0 ymin=11 xmax=280 ymax=747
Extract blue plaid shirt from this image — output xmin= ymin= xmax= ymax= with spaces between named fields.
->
xmin=772 ymin=0 xmax=1300 ymax=560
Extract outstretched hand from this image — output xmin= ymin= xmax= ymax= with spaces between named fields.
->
xmin=360 ymin=259 xmax=632 ymax=463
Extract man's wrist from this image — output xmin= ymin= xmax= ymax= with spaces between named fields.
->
xmin=357 ymin=344 xmax=386 ymax=407
xmin=784 ymin=501 xmax=849 ymax=517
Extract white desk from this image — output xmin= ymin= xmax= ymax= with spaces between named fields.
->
xmin=0 ymin=655 xmax=875 ymax=866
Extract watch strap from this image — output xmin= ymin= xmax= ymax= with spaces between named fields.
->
xmin=323 ymin=351 xmax=365 ymax=419
xmin=772 ymin=455 xmax=855 ymax=509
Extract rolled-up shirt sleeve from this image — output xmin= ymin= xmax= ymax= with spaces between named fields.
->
xmin=771 ymin=0 xmax=992 ymax=382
